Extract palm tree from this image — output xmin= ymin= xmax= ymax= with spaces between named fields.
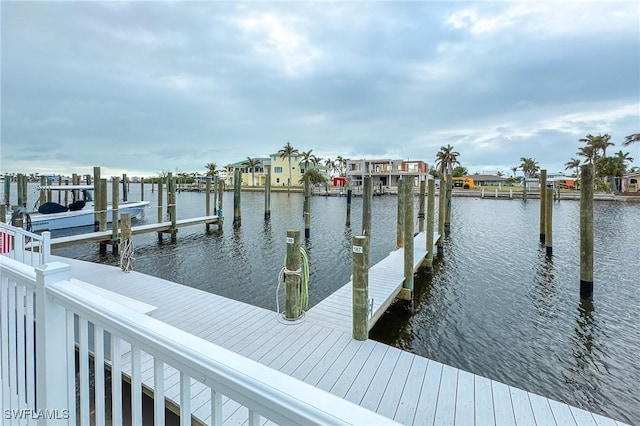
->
xmin=622 ymin=133 xmax=640 ymax=146
xmin=324 ymin=158 xmax=335 ymax=175
xmin=580 ymin=133 xmax=614 ymax=158
xmin=205 ymin=163 xmax=217 ymax=176
xmin=577 ymin=145 xmax=597 ymax=164
xmin=614 ymin=150 xmax=634 ymax=167
xmin=519 ymin=157 xmax=539 ymax=179
xmin=300 ymin=150 xmax=316 ymax=174
xmin=335 ymin=156 xmax=348 ymax=176
xmin=242 ymin=157 xmax=261 ymax=186
xmin=564 ymin=158 xmax=581 ymax=177
xmin=496 ymin=170 xmax=504 ymax=177
xmin=435 ymin=145 xmax=460 ymax=175
xmin=510 ymin=166 xmax=518 ymax=177
xmin=278 ymin=142 xmax=299 ymax=195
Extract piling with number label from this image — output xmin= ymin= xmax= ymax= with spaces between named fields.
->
xmin=285 ymin=230 xmax=302 ymax=320
xmin=362 ymin=176 xmax=373 ymax=268
xmin=352 ymin=235 xmax=369 ymax=341
xmin=580 ymin=164 xmax=594 ymax=299
xmin=539 ymin=169 xmax=547 ymax=243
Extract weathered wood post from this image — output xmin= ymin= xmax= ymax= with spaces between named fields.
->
xmin=285 ymin=230 xmax=302 ymax=320
xmin=345 ymin=180 xmax=352 ymax=226
xmin=580 ymin=164 xmax=594 ymax=299
xmin=122 ymin=173 xmax=128 ymax=202
xmin=157 ymin=176 xmax=164 ymax=229
xmin=98 ymin=178 xmax=108 ymax=254
xmin=304 ymin=177 xmax=311 ymax=238
xmin=396 ymin=178 xmax=404 ymax=248
xmin=205 ymin=177 xmax=211 ymax=231
xmin=39 ymin=176 xmax=46 ymax=207
xmin=437 ymin=180 xmax=445 ymax=255
xmin=213 ymin=176 xmax=218 ymax=214
xmin=523 ymin=176 xmax=528 ymax=201
xmin=140 ymin=178 xmax=144 ymax=202
xmin=151 ymin=179 xmax=155 ymax=194
xmin=265 ymin=165 xmax=271 ymax=219
xmin=352 ymin=235 xmax=369 ymax=341
xmin=217 ymin=177 xmax=224 ymax=229
xmin=444 ymin=173 xmax=452 ymax=235
xmin=401 ymin=178 xmax=414 ymax=310
xmin=539 ymin=169 xmax=547 ymax=243
xmin=168 ymin=172 xmax=177 ymax=243
xmin=545 ymin=189 xmax=553 ymax=257
xmin=362 ymin=176 xmax=373 ymax=268
xmin=425 ymin=179 xmax=435 ymax=274
xmin=16 ymin=173 xmax=24 ymax=207
xmin=3 ymin=174 xmax=9 ymax=207
xmin=418 ymin=179 xmax=426 ymax=233
xmin=120 ymin=213 xmax=133 ymax=271
xmin=111 ymin=177 xmax=120 ymax=255
xmin=233 ymin=169 xmax=241 ymax=228
xmin=93 ymin=167 xmax=101 ymax=231
xmin=0 ymin=205 xmax=5 ymax=223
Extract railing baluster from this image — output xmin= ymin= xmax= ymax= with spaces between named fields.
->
xmin=14 ymin=235 xmax=24 ymax=263
xmin=180 ymin=372 xmax=191 ymax=426
xmin=41 ymin=232 xmax=51 ymax=265
xmin=79 ymin=317 xmax=90 ymax=425
xmin=95 ymin=325 xmax=105 ymax=425
xmin=66 ymin=311 xmax=77 ymax=426
xmin=154 ymin=358 xmax=165 ymax=426
xmin=211 ymin=389 xmax=222 ymax=426
xmin=16 ymin=285 xmax=26 ymax=409
xmin=111 ymin=336 xmax=122 ymax=426
xmin=132 ymin=347 xmax=142 ymax=425
xmin=8 ymin=279 xmax=17 ymax=410
xmin=248 ymin=410 xmax=261 ymax=426
xmin=25 ymin=287 xmax=35 ymax=410
xmin=1 ymin=277 xmax=11 ymax=411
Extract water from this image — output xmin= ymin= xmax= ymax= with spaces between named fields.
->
xmin=14 ymin=183 xmax=640 ymax=424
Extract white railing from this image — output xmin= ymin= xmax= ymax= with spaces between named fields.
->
xmin=0 ymin=256 xmax=398 ymax=425
xmin=0 ymin=222 xmax=50 ymax=268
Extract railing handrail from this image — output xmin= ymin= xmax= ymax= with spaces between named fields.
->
xmin=47 ymin=277 xmax=398 ymax=425
xmin=0 ymin=222 xmax=50 ymax=266
xmin=0 ymin=256 xmax=37 ymax=285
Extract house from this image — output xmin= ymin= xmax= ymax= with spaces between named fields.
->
xmin=225 ymin=154 xmax=328 ymax=187
xmin=346 ymin=159 xmax=429 ymax=187
xmin=621 ymin=171 xmax=640 ymax=192
xmin=468 ymin=174 xmax=509 ymax=187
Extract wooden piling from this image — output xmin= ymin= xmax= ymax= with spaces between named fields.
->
xmin=140 ymin=178 xmax=144 ymax=202
xmin=539 ymin=169 xmax=547 ymax=243
xmin=120 ymin=213 xmax=133 ymax=272
xmin=157 ymin=178 xmax=164 ymax=224
xmin=523 ymin=177 xmax=528 ymax=201
xmin=0 ymin=205 xmax=5 ymax=223
xmin=580 ymin=164 xmax=594 ymax=299
xmin=122 ymin=173 xmax=128 ymax=202
xmin=437 ymin=180 xmax=445 ymax=255
xmin=418 ymin=179 xmax=425 ymax=233
xmin=444 ymin=173 xmax=452 ymax=235
xmin=396 ymin=178 xmax=404 ymax=248
xmin=362 ymin=176 xmax=373 ymax=268
xmin=16 ymin=174 xmax=24 ymax=208
xmin=233 ymin=169 xmax=241 ymax=228
xmin=111 ymin=177 xmax=120 ymax=255
xmin=425 ymin=179 xmax=435 ymax=273
xmin=345 ymin=184 xmax=352 ymax=227
xmin=401 ymin=178 xmax=414 ymax=310
xmin=265 ymin=165 xmax=271 ymax=219
xmin=39 ymin=176 xmax=46 ymax=207
xmin=285 ymin=230 xmax=302 ymax=320
xmin=168 ymin=172 xmax=177 ymax=243
xmin=545 ymin=189 xmax=553 ymax=257
xmin=93 ymin=167 xmax=101 ymax=231
xmin=304 ymin=177 xmax=311 ymax=238
xmin=217 ymin=178 xmax=224 ymax=229
xmin=98 ymin=178 xmax=108 ymax=254
xmin=3 ymin=174 xmax=9 ymax=207
xmin=352 ymin=235 xmax=369 ymax=341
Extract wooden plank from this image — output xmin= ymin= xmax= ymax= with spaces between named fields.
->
xmin=329 ymin=340 xmax=379 ymax=397
xmin=433 ymin=364 xmax=458 ymax=425
xmin=491 ymin=380 xmax=516 ymax=425
xmin=455 ymin=370 xmax=475 ymax=426
xmin=305 ymin=339 xmax=362 ymax=387
xmin=570 ymin=406 xmax=598 ymax=426
xmin=528 ymin=393 xmax=556 ymax=426
xmin=394 ymin=355 xmax=429 ymax=425
xmin=413 ymin=358 xmax=443 ymax=426
xmin=474 ymin=375 xmax=494 ymax=425
xmin=548 ymin=398 xmax=577 ymax=425
xmin=376 ymin=350 xmax=414 ymax=418
xmin=510 ymin=386 xmax=536 ymax=426
xmin=359 ymin=346 xmax=402 ymax=410
xmin=296 ymin=333 xmax=352 ymax=382
xmin=282 ymin=330 xmax=343 ymax=377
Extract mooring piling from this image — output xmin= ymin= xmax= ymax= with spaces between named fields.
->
xmin=396 ymin=178 xmax=404 ymax=248
xmin=539 ymin=169 xmax=547 ymax=243
xmin=122 ymin=173 xmax=128 ymax=202
xmin=120 ymin=213 xmax=133 ymax=272
xmin=400 ymin=177 xmax=414 ymax=310
xmin=418 ymin=179 xmax=426 ymax=233
xmin=111 ymin=177 xmax=120 ymax=255
xmin=265 ymin=165 xmax=271 ymax=219
xmin=217 ymin=178 xmax=224 ymax=229
xmin=580 ymin=164 xmax=594 ymax=299
xmin=3 ymin=174 xmax=10 ymax=207
xmin=345 ymin=183 xmax=352 ymax=227
xmin=205 ymin=177 xmax=211 ymax=231
xmin=140 ymin=178 xmax=144 ymax=202
xmin=304 ymin=177 xmax=311 ymax=238
xmin=233 ymin=169 xmax=241 ymax=228
xmin=444 ymin=173 xmax=452 ymax=235
xmin=545 ymin=188 xmax=553 ymax=257
xmin=285 ymin=230 xmax=302 ymax=320
xmin=168 ymin=172 xmax=177 ymax=243
xmin=39 ymin=176 xmax=46 ymax=207
xmin=93 ymin=167 xmax=101 ymax=231
xmin=157 ymin=177 xmax=164 ymax=226
xmin=425 ymin=179 xmax=436 ymax=274
xmin=352 ymin=235 xmax=369 ymax=341
xmin=437 ymin=180 xmax=445 ymax=255
xmin=362 ymin=176 xmax=373 ymax=268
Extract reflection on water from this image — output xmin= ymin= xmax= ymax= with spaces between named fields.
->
xmin=17 ymin=182 xmax=636 ymax=425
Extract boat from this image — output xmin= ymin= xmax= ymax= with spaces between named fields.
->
xmin=5 ymin=184 xmax=150 ymax=232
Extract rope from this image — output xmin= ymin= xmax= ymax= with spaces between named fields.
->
xmin=276 ymin=246 xmax=310 ymax=322
xmin=119 ymin=238 xmax=135 ymax=272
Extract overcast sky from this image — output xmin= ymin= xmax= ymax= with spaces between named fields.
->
xmin=2 ymin=1 xmax=639 ymax=178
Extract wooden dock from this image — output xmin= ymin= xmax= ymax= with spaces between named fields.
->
xmin=305 ymin=232 xmax=430 ymax=333
xmin=50 ymin=215 xmax=220 ymax=248
xmin=52 ymin=246 xmax=628 ymax=425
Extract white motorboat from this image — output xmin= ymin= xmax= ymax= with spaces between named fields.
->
xmin=5 ymin=184 xmax=150 ymax=232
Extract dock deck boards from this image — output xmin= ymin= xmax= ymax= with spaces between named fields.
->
xmin=51 ymin=248 xmax=628 ymax=426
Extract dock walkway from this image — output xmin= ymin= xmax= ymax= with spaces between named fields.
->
xmin=51 ymin=236 xmax=626 ymax=425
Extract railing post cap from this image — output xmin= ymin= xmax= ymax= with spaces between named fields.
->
xmin=36 ymin=261 xmax=71 ymax=275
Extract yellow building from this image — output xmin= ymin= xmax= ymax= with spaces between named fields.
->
xmin=227 ymin=152 xmax=325 ymax=187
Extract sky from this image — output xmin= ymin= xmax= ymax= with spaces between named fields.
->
xmin=1 ymin=1 xmax=639 ymax=178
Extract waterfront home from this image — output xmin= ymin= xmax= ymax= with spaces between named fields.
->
xmin=621 ymin=171 xmax=640 ymax=192
xmin=346 ymin=159 xmax=429 ymax=187
xmin=467 ymin=174 xmax=509 ymax=187
xmin=225 ymin=154 xmax=328 ymax=187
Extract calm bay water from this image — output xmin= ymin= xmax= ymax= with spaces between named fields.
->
xmin=20 ymin=183 xmax=639 ymax=424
